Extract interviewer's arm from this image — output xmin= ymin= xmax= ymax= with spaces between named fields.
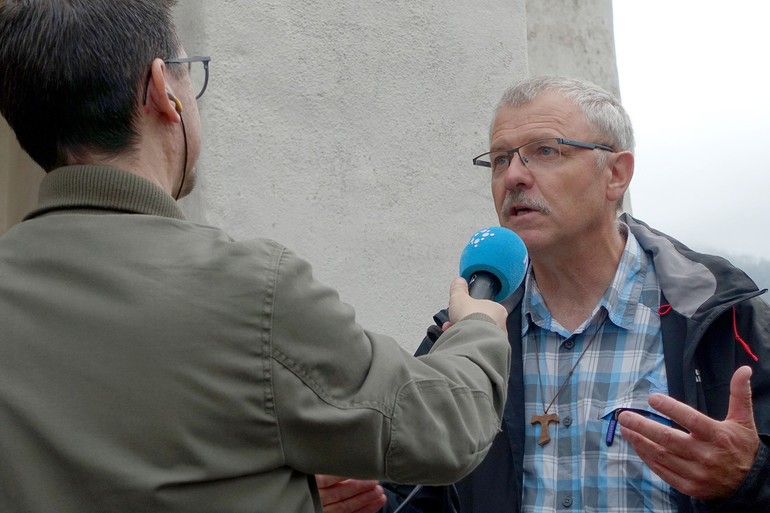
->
xmin=270 ymin=248 xmax=510 ymax=484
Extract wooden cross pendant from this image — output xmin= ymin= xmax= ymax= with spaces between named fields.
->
xmin=531 ymin=413 xmax=559 ymax=446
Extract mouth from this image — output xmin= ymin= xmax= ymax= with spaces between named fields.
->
xmin=511 ymin=205 xmax=538 ymax=217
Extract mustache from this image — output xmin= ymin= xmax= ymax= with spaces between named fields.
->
xmin=502 ymin=190 xmax=552 ymax=216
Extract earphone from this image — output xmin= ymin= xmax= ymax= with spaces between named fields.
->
xmin=165 ymin=90 xmax=187 ymax=199
xmin=167 ymin=91 xmax=183 ymax=113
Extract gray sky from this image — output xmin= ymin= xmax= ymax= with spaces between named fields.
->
xmin=613 ymin=1 xmax=770 ymax=261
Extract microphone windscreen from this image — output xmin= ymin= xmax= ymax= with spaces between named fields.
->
xmin=459 ymin=227 xmax=528 ymax=302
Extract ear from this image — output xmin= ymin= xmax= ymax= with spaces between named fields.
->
xmin=605 ymin=151 xmax=634 ymax=203
xmin=147 ymin=58 xmax=182 ymax=122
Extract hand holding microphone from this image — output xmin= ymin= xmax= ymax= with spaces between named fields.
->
xmin=448 ymin=278 xmax=509 ymax=332
xmin=448 ymin=227 xmax=529 ymax=332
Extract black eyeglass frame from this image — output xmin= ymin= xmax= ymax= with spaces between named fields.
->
xmin=141 ymin=55 xmax=211 ymax=104
xmin=472 ymin=138 xmax=615 ymax=169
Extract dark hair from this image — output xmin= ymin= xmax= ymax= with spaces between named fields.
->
xmin=0 ymin=0 xmax=182 ymax=171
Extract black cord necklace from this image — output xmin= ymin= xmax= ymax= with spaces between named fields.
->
xmin=530 ymin=311 xmax=606 ymax=446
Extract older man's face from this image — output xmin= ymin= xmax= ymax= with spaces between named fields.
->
xmin=489 ymin=92 xmax=613 ymax=257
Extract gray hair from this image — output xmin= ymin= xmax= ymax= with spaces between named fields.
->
xmin=491 ymin=76 xmax=635 ymax=154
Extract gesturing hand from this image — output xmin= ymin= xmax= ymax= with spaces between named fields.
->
xmin=618 ymin=366 xmax=760 ymax=500
xmin=315 ymin=475 xmax=386 ymax=513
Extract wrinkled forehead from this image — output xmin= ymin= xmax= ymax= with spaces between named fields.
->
xmin=490 ymin=92 xmax=591 ymax=148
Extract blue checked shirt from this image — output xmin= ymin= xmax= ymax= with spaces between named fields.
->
xmin=521 ymin=224 xmax=676 ymax=513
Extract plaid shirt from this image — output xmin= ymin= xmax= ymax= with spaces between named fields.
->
xmin=521 ymin=224 xmax=676 ymax=512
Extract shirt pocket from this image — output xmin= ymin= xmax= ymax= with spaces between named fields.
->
xmin=599 ymin=375 xmax=672 ymax=446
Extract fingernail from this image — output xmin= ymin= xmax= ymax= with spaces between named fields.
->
xmin=649 ymin=394 xmax=662 ymax=408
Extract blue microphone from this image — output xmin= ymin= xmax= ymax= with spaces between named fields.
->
xmin=459 ymin=227 xmax=528 ymax=302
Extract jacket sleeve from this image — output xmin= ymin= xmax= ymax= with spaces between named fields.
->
xmin=694 ymin=294 xmax=770 ymax=512
xmin=267 ymin=247 xmax=511 ymax=484
xmin=375 ymin=314 xmax=459 ymax=513
xmin=377 ymin=313 xmax=459 ymax=513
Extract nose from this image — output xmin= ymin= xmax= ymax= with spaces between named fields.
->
xmin=502 ymin=152 xmax=534 ymax=190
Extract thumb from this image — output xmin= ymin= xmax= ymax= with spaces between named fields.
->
xmin=726 ymin=366 xmax=756 ymax=427
xmin=448 ymin=277 xmax=470 ymax=324
xmin=449 ymin=277 xmax=469 ymax=296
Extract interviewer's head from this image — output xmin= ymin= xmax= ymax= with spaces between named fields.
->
xmin=0 ymin=0 xmax=183 ymax=171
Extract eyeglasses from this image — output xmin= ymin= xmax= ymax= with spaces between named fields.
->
xmin=472 ymin=138 xmax=614 ymax=176
xmin=164 ymin=56 xmax=211 ymax=99
xmin=142 ymin=55 xmax=211 ymax=104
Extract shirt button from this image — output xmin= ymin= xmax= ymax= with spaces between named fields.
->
xmin=564 ymin=339 xmax=575 ymax=350
xmin=562 ymin=415 xmax=572 ymax=427
xmin=562 ymin=496 xmax=573 ymax=508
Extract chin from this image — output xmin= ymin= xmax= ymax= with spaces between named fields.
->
xmin=498 ymin=216 xmax=520 ymax=234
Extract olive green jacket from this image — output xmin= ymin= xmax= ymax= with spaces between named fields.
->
xmin=0 ymin=166 xmax=510 ymax=513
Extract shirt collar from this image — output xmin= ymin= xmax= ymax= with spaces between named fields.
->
xmin=523 ymin=222 xmax=649 ymax=336
xmin=24 ymin=165 xmax=186 ymax=221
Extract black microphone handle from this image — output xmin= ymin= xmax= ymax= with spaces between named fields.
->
xmin=468 ymin=270 xmax=502 ymax=300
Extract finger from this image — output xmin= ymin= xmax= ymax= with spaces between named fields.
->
xmin=646 ymin=393 xmax=719 ymax=441
xmin=618 ymin=410 xmax=693 ymax=459
xmin=441 ymin=321 xmax=453 ymax=331
xmin=619 ymin=422 xmax=691 ymax=487
xmin=324 ymin=485 xmax=386 ymax=513
xmin=620 ymin=421 xmax=712 ymax=498
xmin=617 ymin=412 xmax=716 ymax=494
xmin=316 ymin=474 xmax=347 ymax=489
xmin=318 ymin=478 xmax=381 ymax=506
xmin=726 ymin=366 xmax=756 ymax=428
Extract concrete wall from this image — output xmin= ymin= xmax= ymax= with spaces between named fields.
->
xmin=526 ymin=0 xmax=620 ymax=97
xmin=1 ymin=1 xmax=619 ymax=352
xmin=0 ymin=118 xmax=45 ymax=233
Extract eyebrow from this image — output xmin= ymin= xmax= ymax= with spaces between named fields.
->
xmin=489 ymin=135 xmax=558 ymax=152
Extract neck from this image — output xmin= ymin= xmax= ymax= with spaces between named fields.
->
xmin=530 ymin=220 xmax=626 ymax=332
xmin=65 ymin=125 xmax=185 ymax=199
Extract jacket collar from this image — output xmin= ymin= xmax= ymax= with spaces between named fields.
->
xmin=621 ymin=213 xmax=764 ymax=321
xmin=24 ymin=165 xmax=186 ymax=221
